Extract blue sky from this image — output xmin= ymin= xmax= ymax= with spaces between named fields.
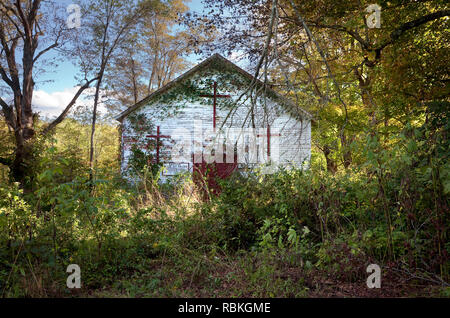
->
xmin=29 ymin=0 xmax=212 ymax=118
xmin=37 ymin=0 xmax=206 ymax=94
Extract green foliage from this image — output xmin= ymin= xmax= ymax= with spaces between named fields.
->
xmin=0 ymin=138 xmax=448 ymax=297
xmin=0 ymin=0 xmax=448 ymax=298
xmin=0 ymin=107 xmax=448 ymax=297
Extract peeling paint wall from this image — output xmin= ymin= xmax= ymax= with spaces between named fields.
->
xmin=120 ymin=70 xmax=311 ymax=182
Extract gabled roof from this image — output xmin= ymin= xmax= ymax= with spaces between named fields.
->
xmin=115 ymin=53 xmax=312 ymax=122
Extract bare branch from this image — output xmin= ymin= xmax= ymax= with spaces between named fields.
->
xmin=33 ymin=42 xmax=58 ymax=63
xmin=288 ymin=0 xmax=349 ymax=136
xmin=41 ymin=77 xmax=99 ymax=135
xmin=303 ymin=20 xmax=370 ymax=51
xmin=376 ymin=10 xmax=450 ymax=52
xmin=0 ymin=4 xmax=25 ymax=37
xmin=0 ymin=64 xmax=14 ymax=88
xmin=0 ymin=96 xmax=16 ymax=129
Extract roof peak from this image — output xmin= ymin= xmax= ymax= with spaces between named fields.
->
xmin=115 ymin=53 xmax=312 ymax=121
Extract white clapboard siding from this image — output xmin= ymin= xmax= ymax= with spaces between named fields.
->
xmin=118 ymin=56 xmax=311 ymax=182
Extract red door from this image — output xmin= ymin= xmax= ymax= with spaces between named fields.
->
xmin=192 ymin=152 xmax=237 ymax=197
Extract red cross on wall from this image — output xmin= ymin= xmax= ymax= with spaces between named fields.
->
xmin=146 ymin=126 xmax=170 ymax=164
xmin=199 ymin=81 xmax=231 ymax=131
xmin=257 ymin=125 xmax=281 ymax=159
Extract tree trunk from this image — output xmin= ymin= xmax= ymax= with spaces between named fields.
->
xmin=0 ymin=0 xmax=97 ymax=190
xmin=323 ymin=145 xmax=337 ymax=174
xmin=89 ymin=69 xmax=105 ymax=184
xmin=354 ymin=67 xmax=377 ymax=129
xmin=11 ymin=131 xmax=34 ymax=190
xmin=340 ymin=133 xmax=353 ymax=169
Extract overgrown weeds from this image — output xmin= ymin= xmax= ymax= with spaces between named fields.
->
xmin=0 ymin=122 xmax=448 ymax=297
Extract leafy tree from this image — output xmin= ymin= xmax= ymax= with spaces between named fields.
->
xmin=0 ymin=0 xmax=98 ymax=188
xmin=190 ymin=0 xmax=449 ymax=172
xmin=104 ymin=0 xmax=200 ymax=111
xmin=69 ymin=0 xmax=163 ymax=183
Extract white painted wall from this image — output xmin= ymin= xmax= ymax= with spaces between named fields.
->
xmin=120 ymin=71 xmax=311 ymax=182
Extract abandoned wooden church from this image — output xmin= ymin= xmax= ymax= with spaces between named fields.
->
xmin=115 ymin=53 xmax=311 ymax=182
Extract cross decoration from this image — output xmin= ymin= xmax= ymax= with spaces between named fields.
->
xmin=257 ymin=125 xmax=281 ymax=160
xmin=199 ymin=81 xmax=231 ymax=131
xmin=146 ymin=126 xmax=170 ymax=164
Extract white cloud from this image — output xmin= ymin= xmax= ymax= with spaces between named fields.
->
xmin=33 ymin=86 xmax=108 ymax=119
xmin=33 ymin=87 xmax=80 ymax=117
